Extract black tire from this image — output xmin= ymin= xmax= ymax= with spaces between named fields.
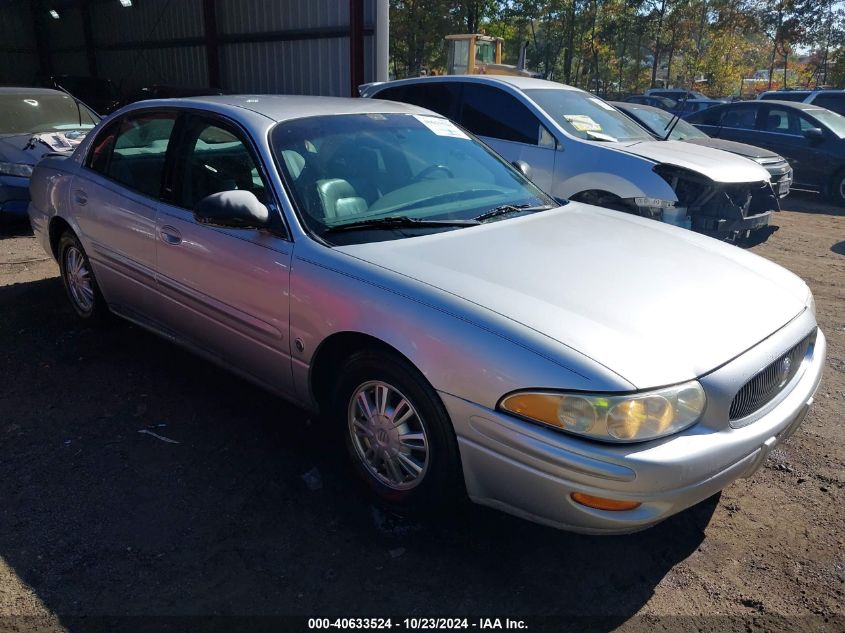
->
xmin=58 ymin=231 xmax=108 ymax=321
xmin=829 ymin=169 xmax=845 ymax=206
xmin=330 ymin=349 xmax=464 ymax=515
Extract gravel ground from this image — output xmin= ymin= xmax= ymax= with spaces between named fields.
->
xmin=0 ymin=193 xmax=843 ymax=632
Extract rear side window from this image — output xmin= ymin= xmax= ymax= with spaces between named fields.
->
xmin=459 ymin=84 xmax=541 ymax=145
xmin=811 ymin=93 xmax=845 ymax=116
xmin=87 ymin=111 xmax=176 ymax=199
xmin=719 ymin=106 xmax=758 ymax=129
xmin=375 ymin=83 xmax=460 ymax=119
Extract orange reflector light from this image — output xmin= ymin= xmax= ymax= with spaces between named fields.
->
xmin=571 ymin=493 xmax=641 ymax=511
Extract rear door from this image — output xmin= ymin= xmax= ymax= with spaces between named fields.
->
xmin=71 ymin=110 xmax=177 ymax=322
xmin=710 ymin=104 xmax=762 ymax=145
xmin=455 ymin=83 xmax=557 ymax=192
xmin=154 ymin=113 xmax=295 ymax=396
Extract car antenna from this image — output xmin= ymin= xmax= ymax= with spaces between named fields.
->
xmin=53 ymin=81 xmax=99 ymax=123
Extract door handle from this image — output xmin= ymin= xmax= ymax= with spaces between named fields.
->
xmin=159 ymin=225 xmax=182 ymax=245
xmin=73 ymin=190 xmax=88 ymax=206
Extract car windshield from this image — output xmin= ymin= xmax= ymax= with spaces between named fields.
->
xmin=271 ymin=113 xmax=554 ymax=244
xmin=628 ymin=106 xmax=709 ymax=140
xmin=807 ymin=108 xmax=845 ymax=139
xmin=0 ymin=93 xmax=98 ymax=135
xmin=525 ymin=89 xmax=653 ymax=142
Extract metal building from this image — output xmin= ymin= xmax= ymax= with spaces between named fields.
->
xmin=0 ymin=0 xmax=388 ymax=98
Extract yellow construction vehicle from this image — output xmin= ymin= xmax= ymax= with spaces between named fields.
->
xmin=444 ymin=34 xmax=536 ymax=77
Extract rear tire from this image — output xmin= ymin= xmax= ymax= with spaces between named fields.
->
xmin=58 ymin=231 xmax=108 ymax=321
xmin=330 ymin=349 xmax=464 ymax=515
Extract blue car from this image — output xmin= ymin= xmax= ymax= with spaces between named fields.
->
xmin=0 ymin=87 xmax=98 ymax=221
xmin=686 ymin=100 xmax=845 ymax=205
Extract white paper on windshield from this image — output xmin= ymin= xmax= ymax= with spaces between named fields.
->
xmin=413 ymin=114 xmax=470 ymax=139
xmin=588 ymin=97 xmax=615 ymax=110
xmin=564 ymin=114 xmax=602 ymax=132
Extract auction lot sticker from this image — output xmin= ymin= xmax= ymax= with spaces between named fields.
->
xmin=414 ymin=114 xmax=470 ymax=139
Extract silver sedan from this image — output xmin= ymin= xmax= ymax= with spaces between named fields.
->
xmin=28 ymin=96 xmax=825 ymax=534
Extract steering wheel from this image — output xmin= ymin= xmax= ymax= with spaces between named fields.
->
xmin=413 ymin=164 xmax=455 ymax=182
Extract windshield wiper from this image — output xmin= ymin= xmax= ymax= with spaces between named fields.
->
xmin=324 ymin=216 xmax=480 ymax=233
xmin=473 ymin=203 xmax=554 ymax=223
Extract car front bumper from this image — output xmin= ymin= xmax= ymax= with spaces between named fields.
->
xmin=444 ymin=313 xmax=825 ymax=534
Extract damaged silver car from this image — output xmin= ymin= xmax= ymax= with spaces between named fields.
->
xmin=362 ymin=75 xmax=779 ymax=241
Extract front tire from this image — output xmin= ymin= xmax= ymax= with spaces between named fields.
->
xmin=58 ymin=231 xmax=108 ymax=321
xmin=331 ymin=349 xmax=464 ymax=514
xmin=830 ymin=169 xmax=845 ymax=206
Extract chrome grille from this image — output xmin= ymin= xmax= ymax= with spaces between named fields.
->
xmin=729 ymin=331 xmax=814 ymax=420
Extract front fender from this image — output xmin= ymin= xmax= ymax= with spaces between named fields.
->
xmin=288 ymin=241 xmax=633 ymax=412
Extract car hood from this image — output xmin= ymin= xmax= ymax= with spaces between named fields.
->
xmin=337 ymin=204 xmax=808 ymax=389
xmin=610 ymin=139 xmax=772 ymax=183
xmin=0 ymin=131 xmax=88 ymax=166
xmin=683 ymin=137 xmax=783 ymax=161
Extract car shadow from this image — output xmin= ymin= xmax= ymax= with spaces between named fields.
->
xmin=832 ymin=241 xmax=845 ymax=256
xmin=0 ymin=216 xmax=33 ymax=238
xmin=0 ymin=278 xmax=713 ymax=629
xmin=781 ymin=191 xmax=844 ymax=216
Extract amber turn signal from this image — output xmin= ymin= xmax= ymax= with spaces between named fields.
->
xmin=570 ymin=492 xmax=641 ymax=511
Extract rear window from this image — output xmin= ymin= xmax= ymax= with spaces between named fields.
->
xmin=760 ymin=92 xmax=810 ymax=102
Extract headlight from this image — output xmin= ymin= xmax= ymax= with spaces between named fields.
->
xmin=0 ymin=162 xmax=34 ymax=178
xmin=500 ymin=380 xmax=706 ymax=443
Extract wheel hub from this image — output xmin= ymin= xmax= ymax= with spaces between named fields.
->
xmin=347 ymin=380 xmax=430 ymax=490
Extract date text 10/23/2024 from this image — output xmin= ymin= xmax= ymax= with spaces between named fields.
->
xmin=308 ymin=618 xmax=528 ymax=630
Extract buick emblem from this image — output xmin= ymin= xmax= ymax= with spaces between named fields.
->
xmin=778 ymin=356 xmax=792 ymax=388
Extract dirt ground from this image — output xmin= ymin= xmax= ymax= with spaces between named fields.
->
xmin=0 ymin=193 xmax=843 ymax=633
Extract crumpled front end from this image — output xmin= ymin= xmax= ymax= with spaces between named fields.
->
xmin=653 ymin=165 xmax=779 ymax=240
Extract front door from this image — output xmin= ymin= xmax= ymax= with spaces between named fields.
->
xmin=756 ymin=105 xmax=827 ymax=190
xmin=154 ymin=114 xmax=295 ymax=396
xmin=456 ymin=83 xmax=558 ymax=193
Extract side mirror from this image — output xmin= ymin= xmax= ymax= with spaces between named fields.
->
xmin=511 ymin=160 xmax=532 ymax=179
xmin=803 ymin=127 xmax=824 ymax=143
xmin=194 ymin=190 xmax=269 ymax=229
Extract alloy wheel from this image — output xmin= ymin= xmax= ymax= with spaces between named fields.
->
xmin=64 ymin=245 xmax=95 ymax=314
xmin=347 ymin=380 xmax=430 ymax=490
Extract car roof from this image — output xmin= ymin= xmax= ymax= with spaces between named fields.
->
xmin=368 ymin=75 xmax=583 ymax=93
xmin=0 ymin=86 xmax=70 ymax=96
xmin=122 ymin=94 xmax=434 ymax=122
xmin=752 ymin=100 xmax=822 ymax=110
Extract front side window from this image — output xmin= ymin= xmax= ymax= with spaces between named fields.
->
xmin=270 ymin=113 xmax=553 ymax=245
xmin=526 ymin=89 xmax=652 ymax=142
xmin=0 ymin=92 xmax=97 ymax=135
xmin=460 ymin=84 xmax=543 ymax=145
xmin=175 ymin=119 xmax=268 ymax=210
xmin=87 ymin=111 xmax=176 ymax=199
xmin=763 ymin=107 xmax=799 ymax=134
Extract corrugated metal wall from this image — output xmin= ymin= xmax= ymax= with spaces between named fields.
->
xmin=0 ymin=1 xmax=40 ymax=85
xmin=0 ymin=0 xmax=386 ymax=97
